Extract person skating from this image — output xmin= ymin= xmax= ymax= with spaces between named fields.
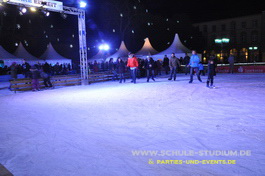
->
xmin=116 ymin=57 xmax=126 ymax=83
xmin=206 ymin=59 xmax=216 ymax=88
xmin=163 ymin=55 xmax=170 ymax=75
xmin=30 ymin=64 xmax=41 ymax=91
xmin=168 ymin=53 xmax=180 ymax=81
xmin=188 ymin=50 xmax=202 ymax=83
xmin=145 ymin=56 xmax=155 ymax=82
xmin=127 ymin=53 xmax=139 ymax=84
xmin=228 ymin=54 xmax=235 ymax=74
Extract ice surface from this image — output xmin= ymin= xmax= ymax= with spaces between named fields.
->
xmin=0 ymin=74 xmax=265 ymax=176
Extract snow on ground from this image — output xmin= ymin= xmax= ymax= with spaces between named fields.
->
xmin=0 ymin=73 xmax=265 ymax=176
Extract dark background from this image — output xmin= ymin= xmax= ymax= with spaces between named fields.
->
xmin=0 ymin=0 xmax=264 ymax=63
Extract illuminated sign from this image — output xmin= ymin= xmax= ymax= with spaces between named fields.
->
xmin=7 ymin=0 xmax=63 ymax=11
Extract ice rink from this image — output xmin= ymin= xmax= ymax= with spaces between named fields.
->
xmin=0 ymin=73 xmax=265 ymax=176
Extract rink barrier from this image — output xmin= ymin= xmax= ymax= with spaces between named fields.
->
xmin=9 ymin=75 xmax=81 ymax=93
xmin=88 ymin=71 xmax=130 ymax=84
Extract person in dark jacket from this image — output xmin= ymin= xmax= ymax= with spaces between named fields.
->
xmin=168 ymin=53 xmax=180 ymax=81
xmin=40 ymin=69 xmax=53 ymax=88
xmin=21 ymin=60 xmax=31 ymax=78
xmin=206 ymin=59 xmax=216 ymax=88
xmin=163 ymin=55 xmax=170 ymax=75
xmin=30 ymin=64 xmax=41 ymax=91
xmin=109 ymin=58 xmax=118 ymax=81
xmin=116 ymin=57 xmax=126 ymax=83
xmin=10 ymin=62 xmax=18 ymax=79
xmin=145 ymin=56 xmax=155 ymax=82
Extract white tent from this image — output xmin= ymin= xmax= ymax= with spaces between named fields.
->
xmin=14 ymin=42 xmax=45 ymax=65
xmin=105 ymin=41 xmax=130 ymax=62
xmin=152 ymin=33 xmax=192 ymax=60
xmin=135 ymin=38 xmax=158 ymax=57
xmin=39 ymin=43 xmax=72 ymax=65
xmin=0 ymin=45 xmax=24 ymax=66
xmin=88 ymin=50 xmax=110 ymax=63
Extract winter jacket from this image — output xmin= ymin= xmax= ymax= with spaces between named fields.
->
xmin=198 ymin=63 xmax=204 ymax=70
xmin=127 ymin=57 xmax=139 ymax=68
xmin=169 ymin=56 xmax=180 ymax=69
xmin=145 ymin=59 xmax=155 ymax=70
xmin=208 ymin=63 xmax=215 ymax=76
xmin=116 ymin=61 xmax=126 ymax=74
xmin=189 ymin=54 xmax=200 ymax=68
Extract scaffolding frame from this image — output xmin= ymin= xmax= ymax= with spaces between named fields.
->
xmin=0 ymin=1 xmax=89 ymax=79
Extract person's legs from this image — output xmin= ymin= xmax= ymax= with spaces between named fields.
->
xmin=151 ymin=70 xmax=155 ymax=81
xmin=132 ymin=68 xmax=137 ymax=83
xmin=169 ymin=68 xmax=174 ymax=80
xmin=189 ymin=68 xmax=194 ymax=83
xmin=173 ymin=68 xmax=177 ymax=80
xmin=194 ymin=68 xmax=202 ymax=82
xmin=130 ymin=69 xmax=134 ymax=82
xmin=147 ymin=69 xmax=150 ymax=82
xmin=32 ymin=79 xmax=37 ymax=90
xmin=210 ymin=76 xmax=214 ymax=86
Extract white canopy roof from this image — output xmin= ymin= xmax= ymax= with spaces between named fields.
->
xmin=39 ymin=43 xmax=72 ymax=65
xmin=0 ymin=45 xmax=24 ymax=66
xmin=105 ymin=41 xmax=130 ymax=62
xmin=14 ymin=42 xmax=45 ymax=64
xmin=135 ymin=38 xmax=158 ymax=57
xmin=152 ymin=33 xmax=191 ymax=60
xmin=88 ymin=50 xmax=110 ymax=63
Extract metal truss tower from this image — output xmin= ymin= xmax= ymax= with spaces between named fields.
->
xmin=0 ymin=1 xmax=89 ymax=79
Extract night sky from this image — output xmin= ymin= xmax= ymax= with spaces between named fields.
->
xmin=0 ymin=0 xmax=264 ymax=62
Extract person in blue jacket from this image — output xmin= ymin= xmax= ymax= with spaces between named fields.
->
xmin=188 ymin=50 xmax=202 ymax=83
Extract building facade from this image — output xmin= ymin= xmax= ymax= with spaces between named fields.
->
xmin=194 ymin=12 xmax=265 ymax=63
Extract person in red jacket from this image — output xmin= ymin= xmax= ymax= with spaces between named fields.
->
xmin=127 ymin=53 xmax=139 ymax=84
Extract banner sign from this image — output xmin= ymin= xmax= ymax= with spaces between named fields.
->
xmin=8 ymin=0 xmax=63 ymax=11
xmin=216 ymin=65 xmax=265 ymax=73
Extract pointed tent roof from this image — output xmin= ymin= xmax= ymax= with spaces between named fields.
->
xmin=105 ymin=41 xmax=130 ymax=62
xmin=0 ymin=45 xmax=18 ymax=59
xmin=152 ymin=33 xmax=191 ymax=60
xmin=14 ymin=42 xmax=44 ymax=64
xmin=39 ymin=43 xmax=72 ymax=64
xmin=88 ymin=50 xmax=110 ymax=63
xmin=135 ymin=38 xmax=158 ymax=57
xmin=158 ymin=33 xmax=191 ymax=55
xmin=0 ymin=45 xmax=24 ymax=66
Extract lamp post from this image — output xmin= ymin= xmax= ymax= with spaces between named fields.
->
xmin=214 ymin=38 xmax=230 ymax=63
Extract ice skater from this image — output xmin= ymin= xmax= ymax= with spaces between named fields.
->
xmin=206 ymin=59 xmax=216 ymax=88
xmin=168 ymin=53 xmax=180 ymax=81
xmin=116 ymin=57 xmax=126 ymax=83
xmin=188 ymin=50 xmax=202 ymax=83
xmin=127 ymin=53 xmax=139 ymax=84
xmin=30 ymin=64 xmax=41 ymax=91
xmin=145 ymin=56 xmax=155 ymax=82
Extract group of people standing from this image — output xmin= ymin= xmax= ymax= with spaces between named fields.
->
xmin=125 ymin=50 xmax=216 ymax=88
xmin=9 ymin=60 xmax=53 ymax=91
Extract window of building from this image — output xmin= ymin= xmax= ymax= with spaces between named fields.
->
xmin=241 ymin=21 xmax=247 ymax=29
xmin=252 ymin=20 xmax=258 ymax=28
xmin=230 ymin=21 xmax=236 ymax=30
xmin=241 ymin=32 xmax=247 ymax=43
xmin=221 ymin=24 xmax=226 ymax=31
xmin=212 ymin=25 xmax=216 ymax=32
xmin=240 ymin=48 xmax=248 ymax=62
xmin=203 ymin=25 xmax=207 ymax=32
xmin=251 ymin=31 xmax=258 ymax=42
